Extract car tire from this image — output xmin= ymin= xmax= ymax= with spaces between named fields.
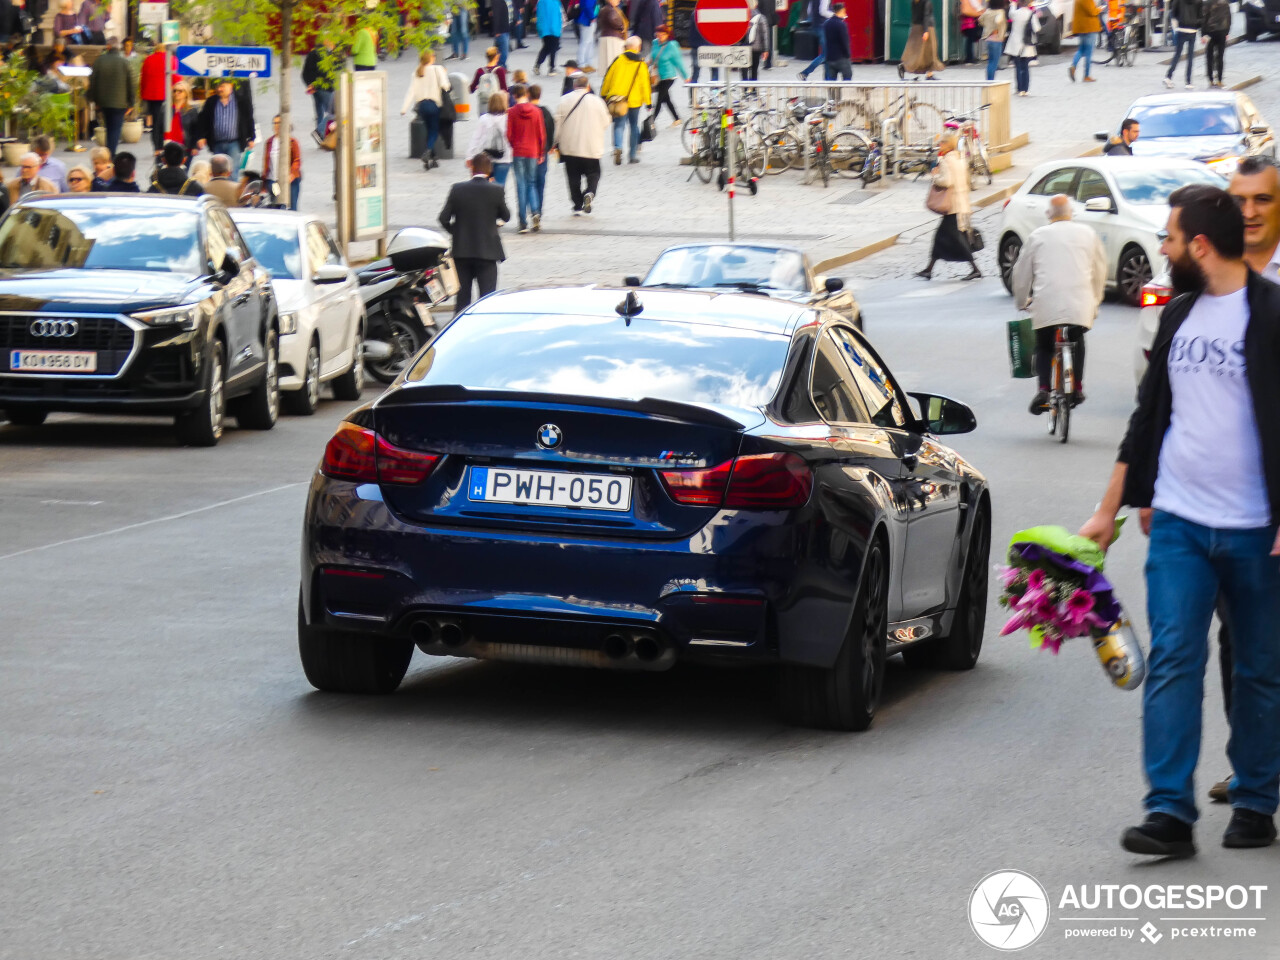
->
xmin=284 ymin=338 xmax=321 ymax=416
xmin=999 ymin=233 xmax=1022 ymax=294
xmin=1117 ymin=246 xmax=1152 ymax=307
xmin=779 ymin=538 xmax=889 ymax=732
xmin=234 ymin=327 xmax=280 ymax=429
xmin=175 ymin=339 xmax=225 ymax=447
xmin=902 ymin=505 xmax=989 ymax=671
xmin=331 ymin=335 xmax=366 ymax=401
xmin=297 ymin=596 xmax=413 ymax=694
xmin=4 ymin=408 xmax=47 ymax=427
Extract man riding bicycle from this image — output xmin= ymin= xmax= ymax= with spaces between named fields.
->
xmin=1012 ymin=193 xmax=1107 ymax=414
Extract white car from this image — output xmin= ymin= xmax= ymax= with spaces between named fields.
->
xmin=229 ymin=209 xmax=366 ymax=414
xmin=1134 ymin=269 xmax=1171 ymax=385
xmin=997 ymin=156 xmax=1224 ymax=306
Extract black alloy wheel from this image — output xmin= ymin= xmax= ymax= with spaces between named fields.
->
xmin=297 ymin=595 xmax=414 ymax=694
xmin=999 ymin=234 xmax=1022 ymax=293
xmin=331 ymin=334 xmax=365 ymax=401
xmin=779 ymin=538 xmax=889 ymax=731
xmin=285 ymin=338 xmax=322 ymax=415
xmin=175 ymin=339 xmax=225 ymax=446
xmin=1117 ymin=246 xmax=1152 ymax=307
xmin=235 ymin=327 xmax=280 ymax=429
xmin=903 ymin=505 xmax=989 ymax=671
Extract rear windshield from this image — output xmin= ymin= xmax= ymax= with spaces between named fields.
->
xmin=644 ymin=246 xmax=808 ymax=292
xmin=233 ymin=221 xmax=303 ymax=279
xmin=1112 ymin=166 xmax=1225 ymax=204
xmin=0 ymin=205 xmax=202 ymax=273
xmin=1129 ymin=103 xmax=1240 ymax=138
xmin=408 ymin=312 xmax=790 ymax=409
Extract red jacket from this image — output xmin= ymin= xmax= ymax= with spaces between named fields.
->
xmin=506 ymin=102 xmax=546 ymax=159
xmin=140 ymin=50 xmax=177 ymax=102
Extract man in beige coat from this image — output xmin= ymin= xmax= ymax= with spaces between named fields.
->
xmin=554 ymin=75 xmax=612 ymax=215
xmin=1012 ymin=193 xmax=1107 ymax=413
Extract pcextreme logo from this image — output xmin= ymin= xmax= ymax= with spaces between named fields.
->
xmin=969 ymin=870 xmax=1051 ymax=951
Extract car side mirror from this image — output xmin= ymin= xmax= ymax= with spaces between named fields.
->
xmin=1094 ymin=131 xmax=1109 ymax=142
xmin=623 ymin=275 xmax=641 ymax=287
xmin=908 ymin=392 xmax=977 ymax=435
xmin=1250 ymin=124 xmax=1270 ymax=135
xmin=217 ymin=251 xmax=241 ymax=282
xmin=1084 ymin=196 xmax=1115 ymax=213
xmin=313 ymin=263 xmax=350 ymax=284
xmin=824 ymin=277 xmax=844 ymax=293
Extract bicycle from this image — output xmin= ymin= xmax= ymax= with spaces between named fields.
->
xmin=1045 ymin=326 xmax=1081 ymax=443
xmin=690 ymin=106 xmax=763 ymax=192
xmin=944 ymin=104 xmax=993 ymax=189
xmin=1096 ymin=3 xmax=1142 ymax=66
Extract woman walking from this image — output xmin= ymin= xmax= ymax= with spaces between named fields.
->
xmin=468 ymin=91 xmax=513 ymax=187
xmin=979 ymin=0 xmax=1007 ymax=82
xmin=900 ymin=0 xmax=944 ymax=79
xmin=652 ymin=25 xmax=687 ymax=125
xmin=469 ymin=47 xmax=509 ymax=115
xmin=597 ymin=0 xmax=627 ymax=74
xmin=1068 ymin=0 xmax=1102 ymax=82
xmin=166 ymin=82 xmax=201 ymax=166
xmin=1005 ymin=0 xmax=1039 ymax=96
xmin=917 ymin=135 xmax=980 ymax=281
xmin=960 ymin=0 xmax=985 ymax=64
xmin=403 ymin=49 xmax=452 ymax=168
xmin=534 ymin=0 xmax=563 ymax=74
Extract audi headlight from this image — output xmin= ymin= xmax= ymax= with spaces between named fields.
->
xmin=131 ymin=304 xmax=202 ymax=329
xmin=1205 ymin=154 xmax=1240 ymax=176
xmin=279 ymin=311 xmax=298 ymax=336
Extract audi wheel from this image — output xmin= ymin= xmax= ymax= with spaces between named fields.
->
xmin=176 ymin=339 xmax=225 ymax=447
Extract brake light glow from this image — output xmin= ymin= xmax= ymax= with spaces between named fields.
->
xmin=659 ymin=453 xmax=812 ymax=509
xmin=321 ymin=422 xmax=441 ymax=485
xmin=1140 ymin=283 xmax=1172 ymax=308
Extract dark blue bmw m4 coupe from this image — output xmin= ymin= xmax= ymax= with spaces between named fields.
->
xmin=299 ymin=287 xmax=991 ymax=730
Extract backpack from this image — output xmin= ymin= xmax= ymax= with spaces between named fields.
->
xmin=1022 ymin=13 xmax=1037 ymax=50
xmin=1205 ymin=0 xmax=1230 ymax=32
xmin=475 ymin=68 xmax=500 ymax=108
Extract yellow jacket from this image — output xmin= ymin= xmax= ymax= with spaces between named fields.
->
xmin=601 ymin=53 xmax=651 ymax=109
xmin=1071 ymin=0 xmax=1103 ymax=34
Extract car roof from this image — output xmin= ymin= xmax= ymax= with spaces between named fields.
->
xmin=17 ymin=193 xmax=210 ymax=210
xmin=1126 ymin=92 xmax=1239 ymax=111
xmin=227 ymin=208 xmax=315 ymax=226
xmin=467 ymin=286 xmax=814 ymax=336
xmin=1024 ymin=156 xmax=1212 ymax=179
xmin=655 ymin=241 xmax=808 ymax=258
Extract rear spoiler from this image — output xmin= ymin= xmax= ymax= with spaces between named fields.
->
xmin=379 ymin=384 xmax=750 ymax=429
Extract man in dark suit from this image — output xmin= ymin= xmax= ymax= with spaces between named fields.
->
xmin=439 ymin=152 xmax=511 ymax=315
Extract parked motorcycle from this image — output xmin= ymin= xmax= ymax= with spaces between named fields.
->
xmin=358 ymin=227 xmax=459 ymax=384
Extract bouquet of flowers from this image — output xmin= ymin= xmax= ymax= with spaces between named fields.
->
xmin=998 ymin=524 xmax=1146 ymax=690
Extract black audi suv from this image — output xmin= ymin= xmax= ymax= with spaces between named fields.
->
xmin=0 ymin=194 xmax=280 ymax=445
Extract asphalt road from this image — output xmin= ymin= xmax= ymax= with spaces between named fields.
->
xmin=3 ymin=267 xmax=1278 ymax=960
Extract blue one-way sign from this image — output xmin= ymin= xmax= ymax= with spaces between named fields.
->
xmin=176 ymin=45 xmax=273 ymax=78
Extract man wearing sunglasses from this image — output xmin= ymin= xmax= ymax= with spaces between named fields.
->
xmin=1080 ymin=184 xmax=1280 ymax=858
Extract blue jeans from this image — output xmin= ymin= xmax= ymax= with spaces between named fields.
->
xmin=415 ymin=98 xmax=441 ymax=153
xmin=985 ymin=40 xmax=1004 ymax=81
xmin=1143 ymin=511 xmax=1280 ymax=824
xmin=536 ymin=157 xmax=547 ymax=205
xmin=101 ymin=106 xmax=126 ymax=156
xmin=495 ymin=32 xmax=510 ymax=68
xmin=513 ymin=155 xmax=541 ymax=224
xmin=312 ymin=89 xmax=334 ymax=137
xmin=267 ymin=177 xmax=301 ymax=210
xmin=612 ymin=106 xmax=641 ymax=160
xmin=1071 ymin=31 xmax=1096 ymax=78
xmin=1013 ymin=55 xmax=1031 ymax=93
xmin=450 ymin=11 xmax=470 ymax=58
xmin=801 ymin=29 xmax=825 ymax=79
xmin=1167 ymin=30 xmax=1196 ymax=83
xmin=212 ymin=139 xmax=242 ymax=174
xmin=492 ymin=161 xmax=510 ymax=186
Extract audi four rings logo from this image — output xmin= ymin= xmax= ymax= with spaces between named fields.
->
xmin=30 ymin=319 xmax=79 ymax=338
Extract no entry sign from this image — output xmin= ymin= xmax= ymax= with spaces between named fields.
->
xmin=694 ymin=0 xmax=751 ymax=46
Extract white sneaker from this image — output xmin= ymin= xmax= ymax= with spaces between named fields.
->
xmin=1162 ymin=76 xmax=1174 ymax=88
xmin=1185 ymin=83 xmax=1195 ymax=90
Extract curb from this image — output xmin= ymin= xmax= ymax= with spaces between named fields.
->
xmin=1230 ymin=74 xmax=1263 ymax=90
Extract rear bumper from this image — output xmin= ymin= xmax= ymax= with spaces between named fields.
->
xmin=301 ymin=475 xmax=856 ymax=668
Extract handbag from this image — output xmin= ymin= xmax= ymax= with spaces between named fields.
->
xmin=1007 ymin=316 xmax=1036 ymax=379
xmin=639 ymin=109 xmax=655 ymax=143
xmin=607 ymin=61 xmax=641 ymax=118
xmin=926 ymin=184 xmax=950 ymax=214
xmin=438 ymin=67 xmax=456 ymax=119
xmin=968 ymin=227 xmax=985 ymax=252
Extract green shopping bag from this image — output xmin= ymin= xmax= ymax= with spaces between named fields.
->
xmin=1007 ymin=316 xmax=1035 ymax=379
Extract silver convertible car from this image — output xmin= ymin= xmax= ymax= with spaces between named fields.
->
xmin=625 ymin=243 xmax=862 ymax=330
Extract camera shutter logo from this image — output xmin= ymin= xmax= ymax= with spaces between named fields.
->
xmin=30 ymin=319 xmax=79 ymax=338
xmin=968 ymin=870 xmax=1050 ymax=951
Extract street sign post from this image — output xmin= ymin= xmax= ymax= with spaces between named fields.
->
xmin=693 ymin=0 xmax=751 ymax=46
xmin=176 ymin=45 xmax=273 ymax=78
xmin=695 ymin=46 xmax=751 ymax=69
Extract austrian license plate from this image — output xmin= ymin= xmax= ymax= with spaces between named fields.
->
xmin=9 ymin=350 xmax=97 ymax=373
xmin=468 ymin=466 xmax=633 ymax=512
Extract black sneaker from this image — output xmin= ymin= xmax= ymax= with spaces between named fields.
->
xmin=1070 ymin=386 xmax=1086 ymax=407
xmin=1223 ymin=809 xmax=1277 ymax=848
xmin=1028 ymin=390 xmax=1050 ymax=415
xmin=1122 ymin=813 xmax=1196 ymax=858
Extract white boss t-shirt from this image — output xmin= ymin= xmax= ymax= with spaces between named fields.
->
xmin=1153 ymin=286 xmax=1270 ymax=528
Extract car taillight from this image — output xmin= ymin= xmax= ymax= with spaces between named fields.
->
xmin=659 ymin=453 xmax=812 ymax=509
xmin=321 ymin=422 xmax=441 ymax=485
xmin=1140 ymin=283 xmax=1172 ymax=308
xmin=1002 ymin=198 xmax=1011 ymax=210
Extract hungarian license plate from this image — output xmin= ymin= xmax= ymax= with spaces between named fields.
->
xmin=9 ymin=349 xmax=97 ymax=373
xmin=467 ymin=467 xmax=633 ymax=512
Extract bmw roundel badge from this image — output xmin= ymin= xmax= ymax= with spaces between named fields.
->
xmin=537 ymin=424 xmax=562 ymax=449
